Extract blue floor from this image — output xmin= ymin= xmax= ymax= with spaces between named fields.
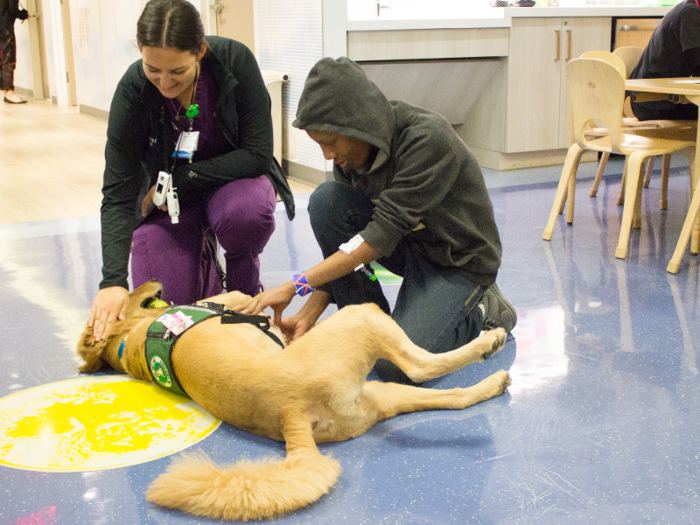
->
xmin=2 ymin=160 xmax=700 ymax=524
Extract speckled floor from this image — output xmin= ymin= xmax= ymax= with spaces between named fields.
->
xmin=2 ymin=159 xmax=700 ymax=525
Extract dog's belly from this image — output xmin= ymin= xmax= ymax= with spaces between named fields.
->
xmin=172 ymin=325 xmax=290 ymax=441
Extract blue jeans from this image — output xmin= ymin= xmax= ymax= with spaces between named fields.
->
xmin=308 ymin=181 xmax=485 ymax=384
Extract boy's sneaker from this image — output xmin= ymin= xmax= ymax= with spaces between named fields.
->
xmin=480 ymin=283 xmax=517 ymax=333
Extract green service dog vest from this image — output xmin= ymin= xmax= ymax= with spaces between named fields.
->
xmin=145 ymin=303 xmax=284 ymax=398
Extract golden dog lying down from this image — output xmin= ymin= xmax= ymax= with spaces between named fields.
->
xmin=77 ymin=280 xmax=511 ymax=521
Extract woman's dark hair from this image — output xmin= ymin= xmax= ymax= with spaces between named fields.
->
xmin=137 ymin=0 xmax=205 ymax=55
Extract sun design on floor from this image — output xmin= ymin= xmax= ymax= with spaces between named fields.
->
xmin=0 ymin=376 xmax=220 ymax=471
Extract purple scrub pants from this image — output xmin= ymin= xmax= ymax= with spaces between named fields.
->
xmin=130 ymin=175 xmax=276 ymax=304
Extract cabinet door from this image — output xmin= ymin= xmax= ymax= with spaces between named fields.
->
xmin=506 ymin=18 xmax=564 ymax=153
xmin=557 ymin=17 xmax=612 ymax=148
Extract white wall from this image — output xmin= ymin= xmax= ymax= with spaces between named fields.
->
xmin=13 ymin=0 xmax=203 ymax=110
xmin=13 ymin=19 xmax=33 ymax=91
xmin=255 ymin=0 xmax=325 ymax=172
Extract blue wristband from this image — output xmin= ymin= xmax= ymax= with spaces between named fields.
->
xmin=292 ymin=272 xmax=314 ymax=297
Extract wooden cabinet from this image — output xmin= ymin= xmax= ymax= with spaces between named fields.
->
xmin=458 ymin=16 xmax=612 ymax=169
xmin=506 ymin=17 xmax=612 ymax=153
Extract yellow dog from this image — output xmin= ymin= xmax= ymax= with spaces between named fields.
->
xmin=77 ymin=280 xmax=511 ymax=521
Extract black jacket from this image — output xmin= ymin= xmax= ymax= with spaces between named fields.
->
xmin=0 ymin=0 xmax=28 ymax=35
xmin=100 ymin=36 xmax=294 ymax=290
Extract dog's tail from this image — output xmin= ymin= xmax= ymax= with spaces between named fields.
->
xmin=145 ymin=416 xmax=341 ymax=521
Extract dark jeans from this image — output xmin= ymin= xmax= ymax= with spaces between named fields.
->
xmin=631 ymin=98 xmax=698 ymax=121
xmin=308 ymin=181 xmax=484 ymax=385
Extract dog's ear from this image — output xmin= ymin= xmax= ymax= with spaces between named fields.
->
xmin=77 ymin=327 xmax=108 ymax=373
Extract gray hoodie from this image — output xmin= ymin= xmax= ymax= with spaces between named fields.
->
xmin=294 ymin=57 xmax=501 ymax=286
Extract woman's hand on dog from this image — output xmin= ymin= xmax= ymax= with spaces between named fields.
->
xmin=90 ymin=286 xmax=129 ymax=341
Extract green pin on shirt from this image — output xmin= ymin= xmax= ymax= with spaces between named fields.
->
xmin=185 ymin=104 xmax=199 ymax=119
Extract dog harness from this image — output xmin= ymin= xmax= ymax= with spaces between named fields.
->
xmin=145 ymin=302 xmax=284 ymax=398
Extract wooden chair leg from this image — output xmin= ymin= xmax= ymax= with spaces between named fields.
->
xmin=558 ymin=184 xmax=567 ymax=215
xmin=558 ymin=150 xmax=584 ymax=215
xmin=692 ymin=214 xmax=700 ymax=255
xmin=660 ymin=154 xmax=671 ymax=210
xmin=544 ymin=144 xmax=585 ymax=241
xmin=633 ymin=167 xmax=644 ymax=230
xmin=616 ymin=154 xmax=645 ymax=259
xmin=668 ymin=183 xmax=700 ymax=273
xmin=643 ymin=156 xmax=655 ymax=188
xmin=685 ymin=149 xmax=700 ymax=256
xmin=566 ymin=167 xmax=577 ymax=225
xmin=590 ymin=152 xmax=609 ymax=197
xmin=617 ymin=162 xmax=627 ymax=206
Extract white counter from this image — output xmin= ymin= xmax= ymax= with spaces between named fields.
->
xmin=347 ymin=5 xmax=673 ymax=31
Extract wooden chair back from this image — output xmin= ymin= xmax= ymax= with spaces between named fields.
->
xmin=567 ymin=58 xmax=626 ymax=154
xmin=612 ymin=46 xmax=644 ymax=79
xmin=579 ymin=50 xmax=626 ymax=79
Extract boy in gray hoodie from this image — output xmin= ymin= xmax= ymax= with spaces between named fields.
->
xmin=244 ymin=57 xmax=515 ymax=384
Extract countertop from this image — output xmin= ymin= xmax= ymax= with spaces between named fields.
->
xmin=347 ymin=5 xmax=674 ymax=31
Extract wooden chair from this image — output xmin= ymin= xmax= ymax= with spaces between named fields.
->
xmin=583 ymin=48 xmax=695 ymax=208
xmin=543 ymin=58 xmax=696 ymax=260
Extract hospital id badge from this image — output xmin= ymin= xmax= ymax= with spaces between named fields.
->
xmin=173 ymin=131 xmax=199 ymax=159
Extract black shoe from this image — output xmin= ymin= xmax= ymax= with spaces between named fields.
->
xmin=480 ymin=283 xmax=517 ymax=333
xmin=4 ymin=96 xmax=27 ymax=104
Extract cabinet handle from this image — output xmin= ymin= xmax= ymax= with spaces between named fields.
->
xmin=567 ymin=29 xmax=572 ymax=61
xmin=555 ymin=30 xmax=560 ymax=61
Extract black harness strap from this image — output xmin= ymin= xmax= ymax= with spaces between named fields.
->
xmin=197 ymin=302 xmax=285 ymax=348
xmin=221 ymin=310 xmax=285 ymax=348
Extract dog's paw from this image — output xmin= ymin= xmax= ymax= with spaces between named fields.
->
xmin=497 ymin=370 xmax=512 ymax=394
xmin=484 ymin=370 xmax=511 ymax=397
xmin=481 ymin=328 xmax=507 ymax=360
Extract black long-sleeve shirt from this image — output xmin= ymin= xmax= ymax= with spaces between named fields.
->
xmin=0 ymin=0 xmax=28 ymax=35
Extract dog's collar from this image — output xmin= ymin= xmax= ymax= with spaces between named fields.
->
xmin=144 ymin=303 xmax=284 ymax=398
xmin=118 ymin=337 xmax=127 ymax=359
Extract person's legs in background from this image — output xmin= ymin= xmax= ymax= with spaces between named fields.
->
xmin=205 ymin=175 xmax=277 ymax=297
xmin=131 ymin=198 xmax=222 ymax=305
xmin=631 ymin=99 xmax=698 ymax=121
xmin=0 ymin=31 xmax=26 ymax=104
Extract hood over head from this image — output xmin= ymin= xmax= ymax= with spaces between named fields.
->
xmin=293 ymin=57 xmax=395 ymax=170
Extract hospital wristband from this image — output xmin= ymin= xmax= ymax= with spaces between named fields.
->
xmin=292 ymin=272 xmax=314 ymax=297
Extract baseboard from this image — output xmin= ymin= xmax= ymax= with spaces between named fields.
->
xmin=79 ymin=104 xmax=109 ymax=121
xmin=283 ymin=160 xmax=332 ymax=187
xmin=468 ymin=145 xmax=598 ymax=171
xmin=13 ymin=86 xmax=33 ymax=98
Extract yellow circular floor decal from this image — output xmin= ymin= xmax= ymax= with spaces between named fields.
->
xmin=0 ymin=375 xmax=220 ymax=471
